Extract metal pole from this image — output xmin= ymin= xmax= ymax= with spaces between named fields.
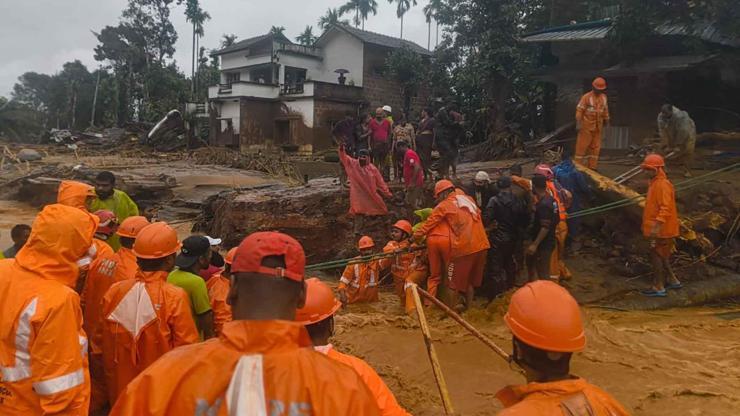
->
xmin=90 ymin=68 xmax=101 ymax=127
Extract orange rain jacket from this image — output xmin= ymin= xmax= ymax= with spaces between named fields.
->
xmin=642 ymin=169 xmax=679 ymax=239
xmin=414 ymin=189 xmax=490 ymax=259
xmin=57 ymin=180 xmax=95 ymax=210
xmin=496 ymin=378 xmax=629 ymax=415
xmin=381 ymin=240 xmax=414 ymax=297
xmin=110 ymin=320 xmax=381 ymax=415
xmin=97 ymin=270 xmax=199 ymax=403
xmin=206 ymin=272 xmax=232 ymax=336
xmin=111 ymin=246 xmax=139 ymax=282
xmin=315 ymin=344 xmax=410 ymax=416
xmin=575 ymin=92 xmax=609 ymax=133
xmin=0 ymin=204 xmax=98 ymax=415
xmin=339 ymin=257 xmax=381 ymax=304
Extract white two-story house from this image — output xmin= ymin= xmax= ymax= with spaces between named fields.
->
xmin=208 ymin=24 xmax=431 ymax=153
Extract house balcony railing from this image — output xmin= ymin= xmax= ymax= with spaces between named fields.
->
xmin=209 ymin=81 xmax=280 ymax=99
xmin=280 ymin=83 xmax=305 ymax=95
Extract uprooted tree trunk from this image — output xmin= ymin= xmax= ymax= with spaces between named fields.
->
xmin=575 ymin=162 xmax=715 ymax=256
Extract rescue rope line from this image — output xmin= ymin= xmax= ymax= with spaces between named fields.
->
xmin=305 ymin=245 xmax=426 ymax=272
xmin=568 ymin=162 xmax=740 ymax=219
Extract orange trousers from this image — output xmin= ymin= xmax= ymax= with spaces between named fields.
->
xmin=449 ymin=250 xmax=487 ymax=293
xmin=401 ymin=270 xmax=428 ymax=314
xmin=89 ymin=355 xmax=108 ymax=412
xmin=549 ymin=221 xmax=571 ymax=280
xmin=575 ymin=127 xmax=602 ymax=169
xmin=426 ymin=235 xmax=451 ymax=299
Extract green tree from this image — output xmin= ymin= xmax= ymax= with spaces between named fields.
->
xmin=220 ymin=33 xmax=238 ymax=48
xmin=339 ymin=0 xmax=379 ymax=30
xmin=0 ymin=97 xmax=43 ymax=140
xmin=388 ymin=0 xmax=417 ymax=39
xmin=296 ymin=26 xmax=317 ymax=46
xmin=270 ymin=26 xmax=286 ymax=36
xmin=318 ymin=8 xmax=349 ymax=31
xmin=423 ymin=0 xmax=443 ymax=49
xmin=185 ymin=0 xmax=211 ymax=96
xmin=385 ymin=46 xmax=426 ymax=117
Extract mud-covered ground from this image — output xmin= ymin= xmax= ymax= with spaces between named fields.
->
xmin=331 ymin=286 xmax=740 ymax=416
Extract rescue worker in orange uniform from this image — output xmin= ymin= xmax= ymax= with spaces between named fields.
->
xmin=0 ymin=204 xmax=98 ymax=415
xmin=381 ymin=220 xmax=418 ymax=309
xmin=111 ymin=216 xmax=151 ymax=282
xmin=338 ymin=235 xmax=382 ymax=305
xmin=640 ymin=154 xmax=682 ymax=297
xmin=411 ymin=182 xmax=453 ymax=300
xmin=496 ymin=280 xmax=629 ymax=415
xmin=97 ymin=222 xmax=199 ymax=405
xmin=207 ymin=247 xmax=236 ymax=336
xmin=81 ymin=210 xmax=124 ymax=412
xmin=110 ymin=231 xmax=381 ymax=415
xmin=57 ymin=180 xmax=97 ymax=211
xmin=414 ymin=180 xmax=490 ymax=310
xmin=575 ymin=77 xmax=610 ymax=170
xmin=297 ymin=278 xmax=410 ymax=416
xmin=535 ymin=164 xmax=573 ymax=281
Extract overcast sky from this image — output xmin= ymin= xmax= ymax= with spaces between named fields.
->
xmin=0 ymin=0 xmax=435 ymax=97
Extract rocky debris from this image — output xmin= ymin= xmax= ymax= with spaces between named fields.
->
xmin=17 ymin=148 xmax=43 ymax=162
xmin=145 ymin=110 xmax=187 ymax=152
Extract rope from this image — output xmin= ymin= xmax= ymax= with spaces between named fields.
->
xmin=305 ymin=245 xmax=426 ymax=272
xmin=568 ymin=162 xmax=740 ymax=219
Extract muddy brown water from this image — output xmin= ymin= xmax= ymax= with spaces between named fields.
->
xmin=333 ymin=290 xmax=740 ymax=415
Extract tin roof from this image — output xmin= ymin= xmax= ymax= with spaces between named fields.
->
xmin=317 ymin=24 xmax=433 ymax=56
xmin=522 ymin=19 xmax=739 ymax=47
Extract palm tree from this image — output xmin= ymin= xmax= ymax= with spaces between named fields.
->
xmin=296 ymin=26 xmax=317 ymax=46
xmin=423 ymin=0 xmax=442 ymax=49
xmin=270 ymin=25 xmax=287 ymax=37
xmin=221 ymin=34 xmax=238 ymax=48
xmin=339 ymin=0 xmax=379 ymax=30
xmin=185 ymin=0 xmax=211 ymax=95
xmin=318 ymin=8 xmax=349 ymax=31
xmin=388 ymin=0 xmax=417 ymax=39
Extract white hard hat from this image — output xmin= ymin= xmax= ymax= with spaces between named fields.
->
xmin=474 ymin=171 xmax=490 ymax=182
xmin=382 ymin=105 xmax=392 ymax=113
xmin=205 ymin=236 xmax=222 ymax=246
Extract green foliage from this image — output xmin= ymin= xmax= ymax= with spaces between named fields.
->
xmin=296 ymin=26 xmax=318 ymax=46
xmin=0 ymin=97 xmax=44 ymax=140
xmin=270 ymin=26 xmax=286 ymax=36
xmin=220 ymin=34 xmax=238 ymax=48
xmin=318 ymin=8 xmax=349 ymax=31
xmin=339 ymin=0 xmax=379 ymax=29
xmin=385 ymin=46 xmax=426 ymax=116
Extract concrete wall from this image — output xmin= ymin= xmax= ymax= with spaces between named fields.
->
xmin=278 ymin=54 xmax=322 ymax=83
xmin=319 ymin=30 xmax=364 ymax=86
xmin=219 ymin=100 xmax=241 ymax=134
xmin=239 ymin=99 xmax=278 ymax=152
xmin=284 ymin=98 xmax=314 ymax=128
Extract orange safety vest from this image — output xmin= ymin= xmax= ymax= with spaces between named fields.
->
xmin=0 ymin=204 xmax=97 ymax=415
xmin=496 ymin=378 xmax=630 ymax=415
xmin=576 ymin=91 xmax=609 ymax=132
xmin=98 ymin=270 xmax=199 ymax=403
xmin=546 ymin=180 xmax=569 ymax=222
xmin=109 ymin=320 xmax=381 ymax=415
xmin=339 ymin=258 xmax=381 ymax=304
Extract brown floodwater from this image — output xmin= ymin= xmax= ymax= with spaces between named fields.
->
xmin=333 ymin=290 xmax=740 ymax=416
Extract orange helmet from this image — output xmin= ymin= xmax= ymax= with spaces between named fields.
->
xmin=358 ymin=235 xmax=375 ymax=249
xmin=641 ymin=153 xmax=665 ymax=170
xmin=224 ymin=247 xmax=238 ymax=265
xmin=393 ymin=220 xmax=413 ymax=235
xmin=504 ymin=280 xmax=586 ymax=353
xmin=592 ymin=77 xmax=607 ymax=90
xmin=295 ymin=278 xmax=342 ymax=325
xmin=133 ymin=222 xmax=181 ymax=259
xmin=93 ymin=210 xmax=118 ymax=236
xmin=117 ymin=216 xmax=150 ymax=238
xmin=434 ymin=179 xmax=455 ymax=198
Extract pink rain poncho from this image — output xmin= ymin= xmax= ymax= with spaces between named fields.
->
xmin=339 ymin=147 xmax=392 ymax=216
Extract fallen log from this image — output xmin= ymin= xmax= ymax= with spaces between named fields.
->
xmin=574 ymin=162 xmax=714 ymax=255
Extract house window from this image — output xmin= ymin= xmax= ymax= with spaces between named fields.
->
xmin=226 ymin=72 xmax=240 ymax=84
